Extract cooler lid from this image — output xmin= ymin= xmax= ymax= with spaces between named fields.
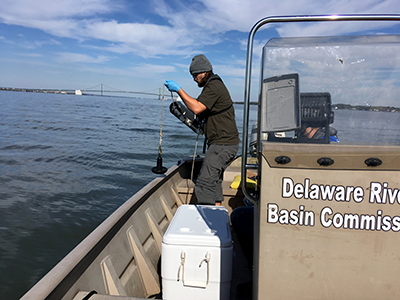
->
xmin=162 ymin=205 xmax=232 ymax=248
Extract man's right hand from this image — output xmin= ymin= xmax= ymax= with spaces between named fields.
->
xmin=165 ymin=80 xmax=181 ymax=93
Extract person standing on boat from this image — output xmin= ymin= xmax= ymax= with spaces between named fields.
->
xmin=165 ymin=54 xmax=240 ymax=206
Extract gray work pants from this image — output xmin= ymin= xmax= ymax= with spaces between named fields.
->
xmin=194 ymin=143 xmax=239 ymax=205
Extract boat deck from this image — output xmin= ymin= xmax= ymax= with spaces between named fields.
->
xmin=22 ymin=157 xmax=253 ymax=300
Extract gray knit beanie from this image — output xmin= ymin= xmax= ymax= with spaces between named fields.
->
xmin=189 ymin=54 xmax=213 ymax=75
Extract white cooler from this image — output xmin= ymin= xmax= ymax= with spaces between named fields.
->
xmin=161 ymin=205 xmax=233 ymax=300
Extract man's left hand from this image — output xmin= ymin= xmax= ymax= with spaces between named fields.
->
xmin=165 ymin=80 xmax=181 ymax=93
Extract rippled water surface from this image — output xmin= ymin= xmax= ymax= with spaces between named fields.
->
xmin=0 ymin=91 xmax=255 ymax=299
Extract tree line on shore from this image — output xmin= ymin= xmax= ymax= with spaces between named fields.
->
xmin=334 ymin=103 xmax=400 ymax=113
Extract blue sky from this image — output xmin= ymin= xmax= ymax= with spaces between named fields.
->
xmin=0 ymin=0 xmax=399 ymax=101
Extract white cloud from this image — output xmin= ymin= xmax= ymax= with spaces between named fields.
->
xmin=1 ymin=0 xmax=400 ymax=65
xmin=57 ymin=52 xmax=110 ymax=63
xmin=19 ymin=53 xmax=43 ymax=58
xmin=82 ymin=20 xmax=196 ymax=57
xmin=130 ymin=64 xmax=177 ymax=78
xmin=214 ymin=64 xmax=244 ymax=78
xmin=68 ymin=62 xmax=177 ymax=79
xmin=0 ymin=34 xmax=61 ymax=49
xmin=0 ymin=0 xmax=115 ymax=21
xmin=154 ymin=0 xmax=399 ymax=34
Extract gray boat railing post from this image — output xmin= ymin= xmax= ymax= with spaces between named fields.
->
xmin=241 ymin=14 xmax=400 ymax=204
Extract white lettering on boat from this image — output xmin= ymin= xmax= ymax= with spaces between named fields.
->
xmin=268 ymin=204 xmax=315 ymax=226
xmin=320 ymin=207 xmax=400 ymax=232
xmin=369 ymin=182 xmax=400 ymax=204
xmin=266 ymin=177 xmax=400 ymax=232
xmin=282 ymin=177 xmax=364 ymax=203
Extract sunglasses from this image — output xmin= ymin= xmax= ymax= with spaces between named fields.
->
xmin=192 ymin=72 xmax=204 ymax=79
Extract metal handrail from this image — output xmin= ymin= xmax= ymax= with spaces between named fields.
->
xmin=241 ymin=14 xmax=400 ymax=204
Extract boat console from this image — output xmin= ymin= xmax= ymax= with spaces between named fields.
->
xmin=241 ymin=15 xmax=400 ymax=300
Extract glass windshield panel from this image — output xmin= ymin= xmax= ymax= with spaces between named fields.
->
xmin=261 ymin=35 xmax=400 ymax=145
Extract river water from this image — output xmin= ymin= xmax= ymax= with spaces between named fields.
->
xmin=1 ymin=90 xmax=400 ymax=299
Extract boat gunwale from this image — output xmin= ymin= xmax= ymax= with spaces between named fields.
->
xmin=21 ymin=159 xmax=193 ymax=300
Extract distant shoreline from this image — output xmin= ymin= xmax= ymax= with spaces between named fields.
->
xmin=0 ymin=87 xmax=158 ymax=99
xmin=2 ymin=88 xmax=399 ymax=112
xmin=333 ymin=103 xmax=400 ymax=113
xmin=0 ymin=86 xmax=77 ymax=95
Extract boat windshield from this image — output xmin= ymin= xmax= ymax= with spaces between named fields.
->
xmin=260 ymin=35 xmax=400 ymax=146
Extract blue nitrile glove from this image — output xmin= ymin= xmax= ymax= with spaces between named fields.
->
xmin=165 ymin=80 xmax=181 ymax=93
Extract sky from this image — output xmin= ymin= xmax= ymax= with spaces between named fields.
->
xmin=0 ymin=0 xmax=400 ymax=101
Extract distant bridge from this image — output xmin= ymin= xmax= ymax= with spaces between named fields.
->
xmin=0 ymin=84 xmax=164 ymax=99
xmin=80 ymin=84 xmax=162 ymax=98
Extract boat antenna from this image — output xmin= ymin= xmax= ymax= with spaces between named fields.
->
xmin=152 ymin=85 xmax=168 ymax=174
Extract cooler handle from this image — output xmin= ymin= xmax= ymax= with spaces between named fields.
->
xmin=177 ymin=251 xmax=211 ymax=288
